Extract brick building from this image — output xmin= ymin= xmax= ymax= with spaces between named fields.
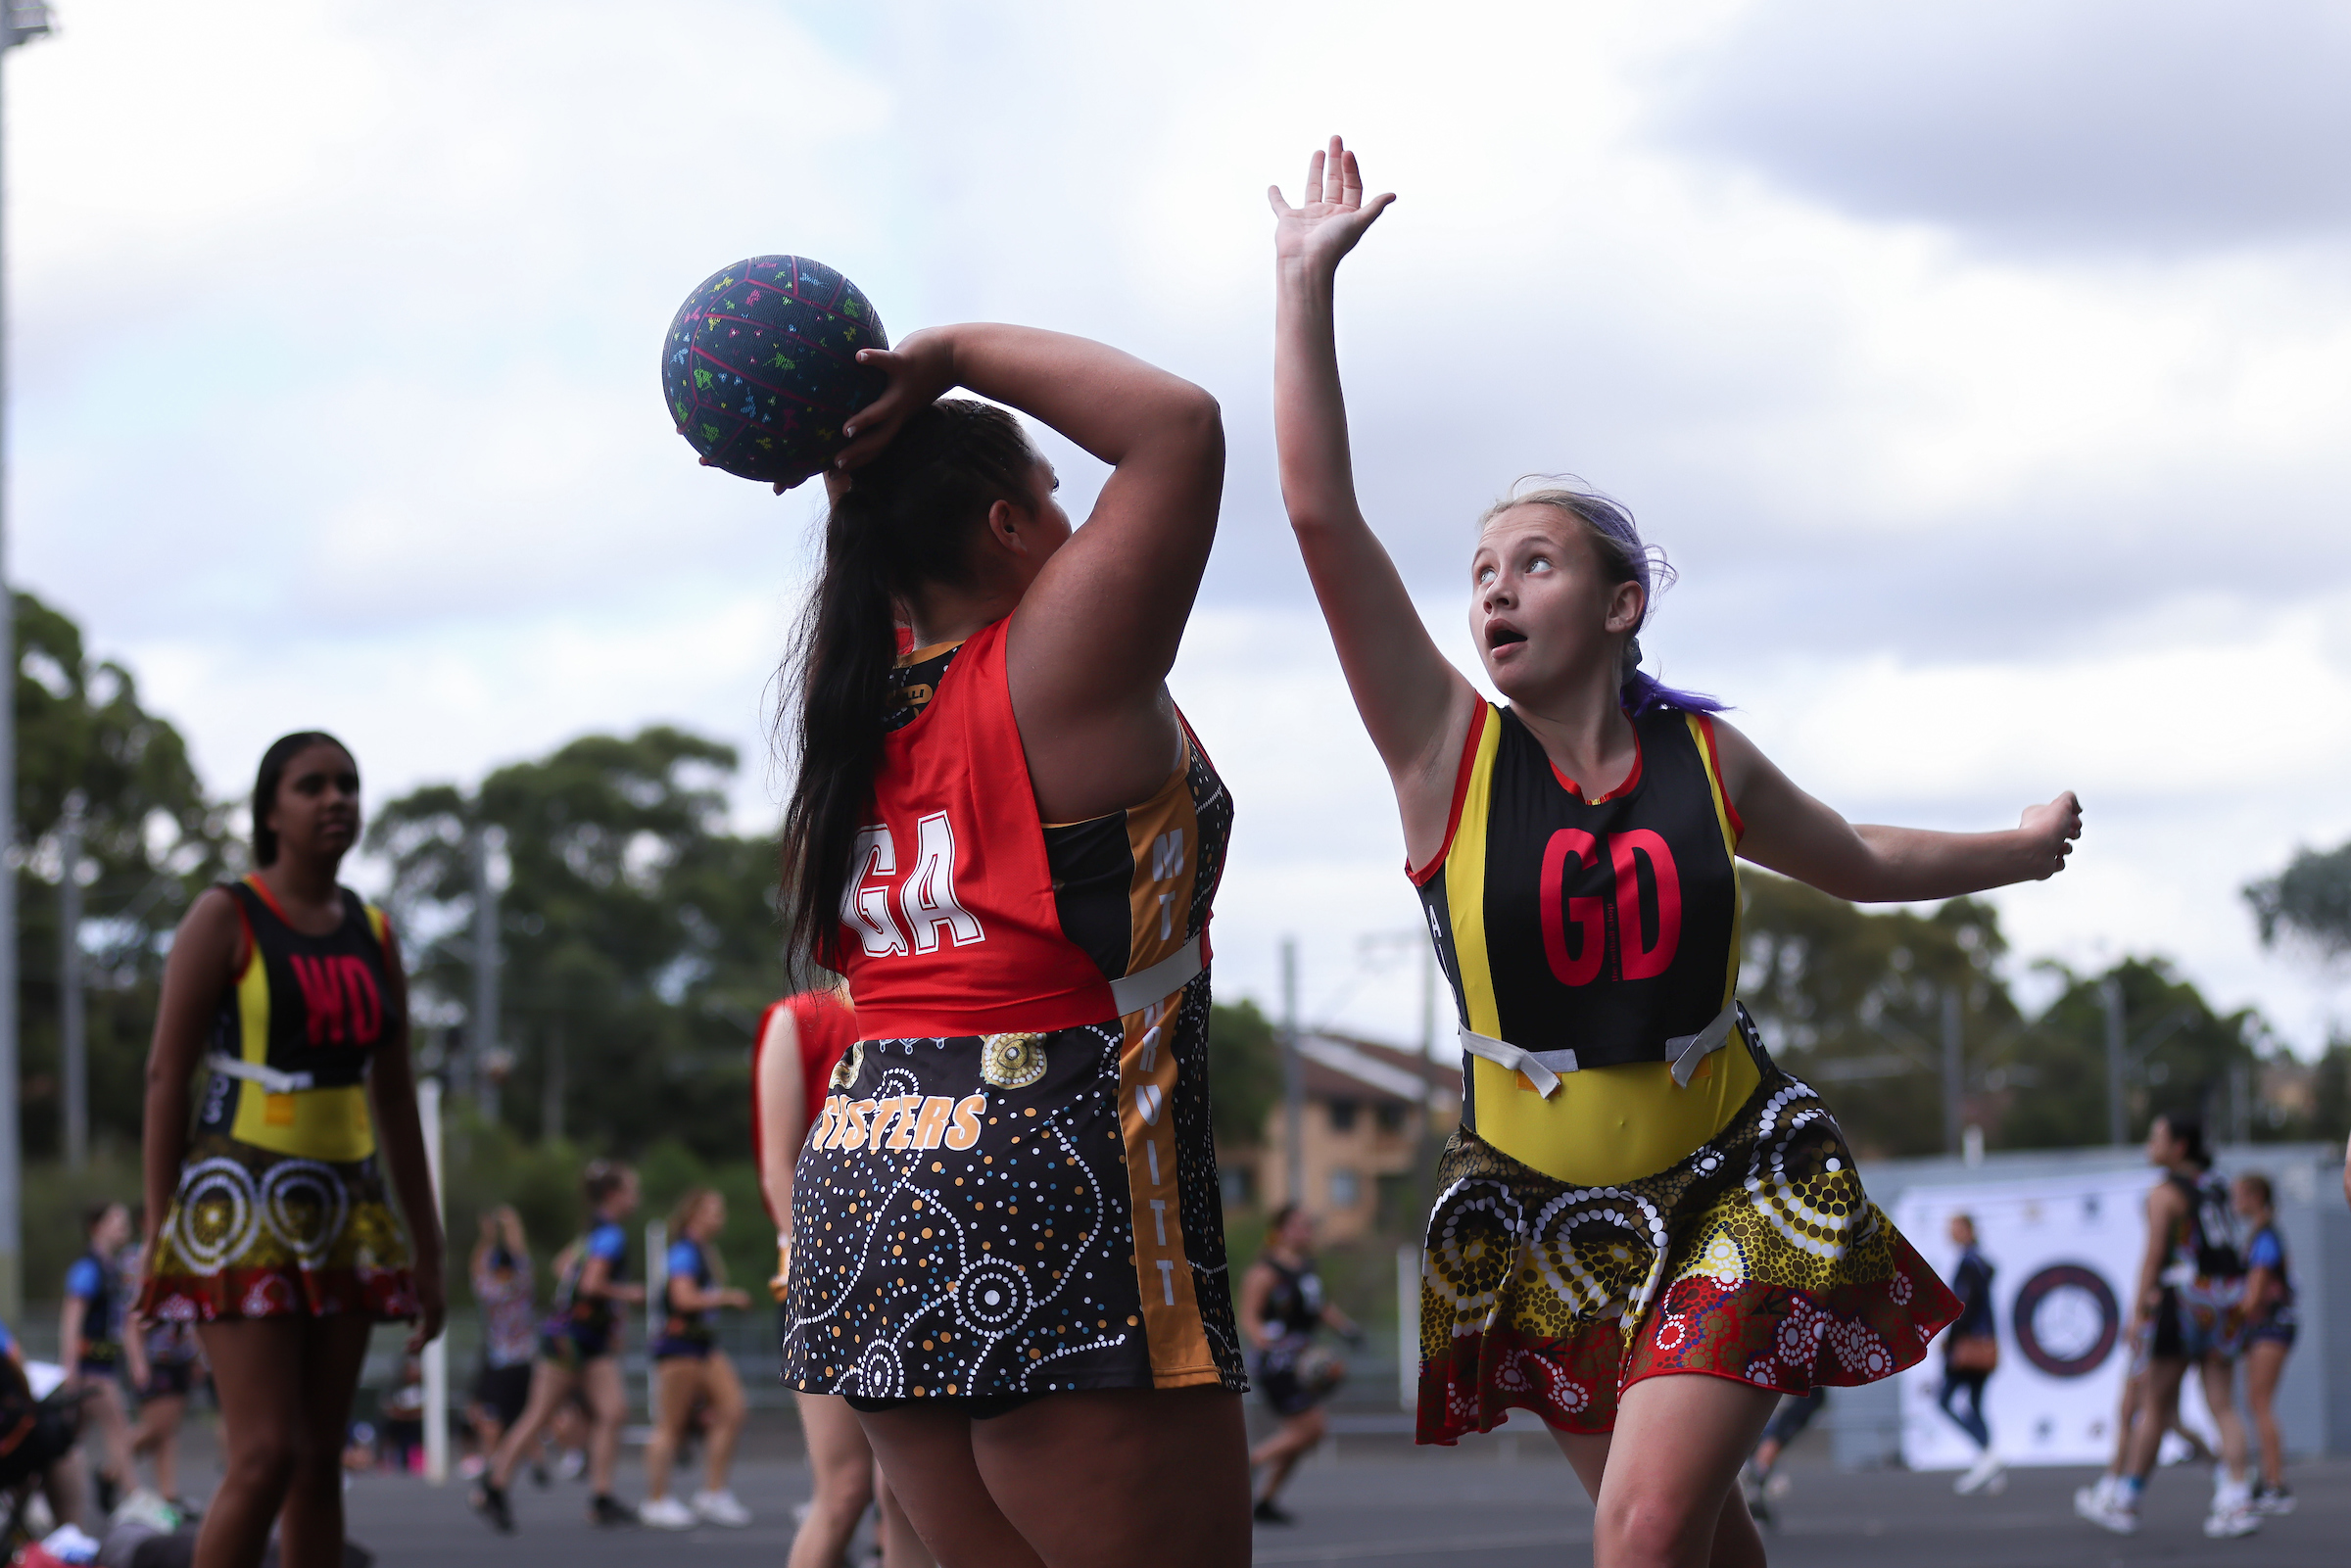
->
xmin=1234 ymin=1032 xmax=1462 ymax=1244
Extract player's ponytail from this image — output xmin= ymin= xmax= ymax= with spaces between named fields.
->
xmin=1486 ymin=483 xmax=1726 ymax=718
xmin=779 ymin=399 xmax=1037 ymax=970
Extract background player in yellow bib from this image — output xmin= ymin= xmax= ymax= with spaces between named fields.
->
xmin=140 ymin=732 xmax=445 ymax=1568
xmin=1269 ymin=137 xmax=2084 ymax=1568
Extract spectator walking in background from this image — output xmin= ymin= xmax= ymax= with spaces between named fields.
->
xmin=754 ymin=987 xmax=932 ymax=1568
xmin=2232 ymin=1173 xmax=2296 ymax=1515
xmin=639 ymin=1188 xmax=753 ymax=1530
xmin=1241 ymin=1205 xmax=1361 ymax=1525
xmin=62 ymin=1202 xmax=138 ymax=1516
xmin=474 ymin=1161 xmax=644 ymax=1531
xmin=1940 ymin=1212 xmax=2003 ymax=1496
xmin=0 ymin=1313 xmax=88 ymax=1537
xmin=1740 ymin=1389 xmax=1826 ymax=1521
xmin=464 ymin=1209 xmax=538 ymax=1481
xmin=126 ymin=1305 xmax=205 ymax=1513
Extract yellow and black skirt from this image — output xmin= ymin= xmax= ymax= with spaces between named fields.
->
xmin=1418 ymin=1048 xmax=1957 ymax=1442
xmin=137 ymin=1132 xmax=418 ymax=1324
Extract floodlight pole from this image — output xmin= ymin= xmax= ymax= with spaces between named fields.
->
xmin=0 ymin=0 xmax=56 ymax=1323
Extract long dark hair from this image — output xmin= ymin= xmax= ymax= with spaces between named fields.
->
xmin=1482 ymin=482 xmax=1725 ymax=717
xmin=779 ymin=399 xmax=1038 ymax=968
xmin=251 ymin=730 xmax=352 ymax=868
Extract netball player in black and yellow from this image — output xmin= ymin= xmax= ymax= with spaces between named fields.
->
xmin=1271 ymin=140 xmax=2084 ymax=1568
xmin=141 ymin=733 xmax=444 ymax=1568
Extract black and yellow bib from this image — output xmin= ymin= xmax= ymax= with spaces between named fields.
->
xmin=197 ymin=878 xmax=395 ymax=1162
xmin=1415 ymin=703 xmax=1756 ymax=1187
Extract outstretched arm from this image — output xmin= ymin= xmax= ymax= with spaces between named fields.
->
xmin=1713 ymin=720 xmax=2082 ymax=901
xmin=1272 ymin=138 xmax=1481 ymax=868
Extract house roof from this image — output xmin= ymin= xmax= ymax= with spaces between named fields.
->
xmin=1293 ymin=1031 xmax=1462 ymax=1110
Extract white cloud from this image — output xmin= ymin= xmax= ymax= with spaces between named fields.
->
xmin=7 ymin=0 xmax=2348 ymax=1063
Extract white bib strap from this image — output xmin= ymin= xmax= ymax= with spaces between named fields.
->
xmin=1110 ymin=933 xmax=1204 ymax=1019
xmin=208 ymin=1054 xmax=314 ymax=1095
xmin=1459 ymin=1002 xmax=1743 ymax=1098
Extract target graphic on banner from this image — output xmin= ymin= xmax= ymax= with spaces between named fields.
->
xmin=2010 ymin=1262 xmax=2121 ymax=1379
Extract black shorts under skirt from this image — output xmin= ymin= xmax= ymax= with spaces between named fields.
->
xmin=781 ymin=978 xmax=1247 ymax=1405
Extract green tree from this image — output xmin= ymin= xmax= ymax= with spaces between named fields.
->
xmin=1207 ymin=997 xmax=1279 ymax=1148
xmin=2244 ymin=842 xmax=2351 ymax=961
xmin=13 ymin=591 xmax=233 ymax=1158
xmin=1737 ymin=874 xmax=2020 ymax=1159
xmin=368 ymin=727 xmax=791 ymax=1161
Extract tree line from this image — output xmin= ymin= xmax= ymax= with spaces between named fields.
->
xmin=15 ymin=589 xmax=2348 ymax=1172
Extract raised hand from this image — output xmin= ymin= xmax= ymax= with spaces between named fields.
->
xmin=774 ymin=327 xmax=960 ymax=491
xmin=2019 ymin=790 xmax=2085 ymax=879
xmin=1269 ymin=135 xmax=1395 ymax=278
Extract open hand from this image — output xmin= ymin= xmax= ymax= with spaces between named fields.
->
xmin=2019 ymin=790 xmax=2084 ymax=879
xmin=775 ymin=328 xmax=959 ymax=491
xmin=1270 ymin=135 xmax=1395 ymax=278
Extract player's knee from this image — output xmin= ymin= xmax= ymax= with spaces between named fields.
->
xmin=1597 ymin=1485 xmax=1703 ymax=1568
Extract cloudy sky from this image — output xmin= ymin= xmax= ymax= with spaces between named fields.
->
xmin=11 ymin=0 xmax=2351 ymax=1055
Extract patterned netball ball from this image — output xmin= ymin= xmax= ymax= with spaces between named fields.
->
xmin=662 ymin=256 xmax=889 ymax=487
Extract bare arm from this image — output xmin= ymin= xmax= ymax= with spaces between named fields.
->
xmin=2241 ymin=1262 xmax=2278 ymax=1319
xmin=1271 ymin=138 xmax=1479 ymax=866
xmin=833 ymin=323 xmax=1224 ymax=820
xmin=755 ymin=1006 xmax=804 ymax=1236
xmin=578 ymin=1253 xmax=645 ymax=1307
xmin=1712 ymin=721 xmax=2082 ymax=901
xmin=2131 ymin=1182 xmax=2184 ymax=1331
xmin=364 ymin=924 xmax=447 ymax=1352
xmin=142 ymin=889 xmax=242 ymax=1241
xmin=666 ymin=1272 xmax=751 ymax=1313
xmin=1238 ymin=1262 xmax=1278 ymax=1351
xmin=59 ymin=1295 xmax=85 ymax=1373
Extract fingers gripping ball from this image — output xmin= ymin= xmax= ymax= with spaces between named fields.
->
xmin=662 ymin=256 xmax=889 ymax=487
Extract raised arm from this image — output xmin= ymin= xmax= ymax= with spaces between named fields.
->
xmin=1712 ymin=720 xmax=2082 ymax=902
xmin=832 ymin=323 xmax=1223 ymax=817
xmin=1271 ymin=138 xmax=1480 ymax=864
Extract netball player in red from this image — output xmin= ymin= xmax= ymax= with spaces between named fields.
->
xmin=1270 ymin=139 xmax=2083 ymax=1568
xmin=776 ymin=327 xmax=1243 ymax=1568
xmin=754 ymin=989 xmax=931 ymax=1568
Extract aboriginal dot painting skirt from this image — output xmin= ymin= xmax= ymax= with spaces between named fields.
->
xmin=1417 ymin=1044 xmax=1958 ymax=1443
xmin=782 ymin=978 xmax=1248 ymax=1403
xmin=137 ymin=1133 xmax=418 ymax=1323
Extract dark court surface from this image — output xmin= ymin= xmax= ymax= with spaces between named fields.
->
xmin=321 ymin=1419 xmax=2347 ymax=1568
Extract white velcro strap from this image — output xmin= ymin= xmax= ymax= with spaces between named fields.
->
xmin=1462 ymin=1001 xmax=1744 ymax=1097
xmin=1458 ymin=1027 xmax=1573 ymax=1098
xmin=1110 ymin=933 xmax=1204 ymax=1019
xmin=1664 ymin=1004 xmax=1742 ymax=1087
xmin=208 ymin=1054 xmax=314 ymax=1094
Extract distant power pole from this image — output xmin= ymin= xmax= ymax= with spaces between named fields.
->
xmin=2101 ymin=976 xmax=2128 ymax=1148
xmin=469 ymin=824 xmax=501 ymax=1122
xmin=1939 ymin=986 xmax=1962 ymax=1159
xmin=1280 ymin=937 xmax=1301 ymax=1211
xmin=58 ymin=791 xmax=83 ymax=1170
xmin=0 ymin=0 xmax=59 ymax=1321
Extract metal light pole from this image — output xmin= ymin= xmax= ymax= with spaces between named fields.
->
xmin=0 ymin=0 xmax=56 ymax=1322
xmin=469 ymin=822 xmax=501 ymax=1122
xmin=1280 ymin=937 xmax=1301 ymax=1211
xmin=1939 ymin=985 xmax=1962 ymax=1159
xmin=58 ymin=790 xmax=81 ymax=1169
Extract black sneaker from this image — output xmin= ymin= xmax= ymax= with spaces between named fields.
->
xmin=472 ymin=1481 xmax=514 ymax=1534
xmin=95 ymin=1472 xmax=120 ymax=1517
xmin=1252 ymin=1498 xmax=1295 ymax=1526
xmin=589 ymin=1494 xmax=639 ymax=1528
xmin=2252 ymin=1483 xmax=2296 ymax=1516
xmin=529 ymin=1459 xmax=552 ymax=1489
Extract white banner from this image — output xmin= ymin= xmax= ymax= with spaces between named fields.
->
xmin=1894 ymin=1170 xmax=2219 ymax=1470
